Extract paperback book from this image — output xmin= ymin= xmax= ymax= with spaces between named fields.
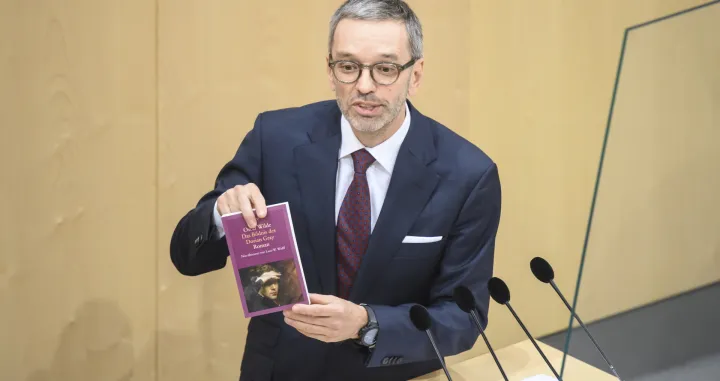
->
xmin=221 ymin=202 xmax=309 ymax=318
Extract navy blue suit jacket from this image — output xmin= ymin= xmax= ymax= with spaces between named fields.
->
xmin=170 ymin=100 xmax=502 ymax=381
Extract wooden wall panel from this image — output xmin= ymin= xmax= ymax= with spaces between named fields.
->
xmin=576 ymin=3 xmax=720 ymax=322
xmin=0 ymin=1 xmax=157 ymax=381
xmin=466 ymin=0 xmax=713 ymax=350
xmin=157 ymin=2 xmax=335 ymax=379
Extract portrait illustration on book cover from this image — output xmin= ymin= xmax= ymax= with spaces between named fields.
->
xmin=239 ymin=259 xmax=304 ymax=313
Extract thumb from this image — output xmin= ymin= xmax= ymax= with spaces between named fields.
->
xmin=309 ymin=293 xmax=338 ymax=305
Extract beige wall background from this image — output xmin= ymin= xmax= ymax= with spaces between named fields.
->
xmin=1 ymin=1 xmax=158 ymax=380
xmin=1 ymin=1 xmax=716 ymax=380
xmin=576 ymin=3 xmax=720 ymax=321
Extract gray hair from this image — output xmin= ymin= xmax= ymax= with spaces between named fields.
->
xmin=328 ymin=0 xmax=423 ymax=60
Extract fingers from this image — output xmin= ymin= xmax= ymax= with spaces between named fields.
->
xmin=284 ymin=311 xmax=329 ymax=327
xmin=291 ymin=294 xmax=344 ymax=316
xmin=291 ymin=303 xmax=337 ymax=317
xmin=236 ymin=189 xmax=257 ymax=228
xmin=260 ymin=271 xmax=281 ymax=280
xmin=217 ymin=196 xmax=231 ymax=216
xmin=266 ymin=276 xmax=280 ymax=283
xmin=285 ymin=317 xmax=331 ymax=342
xmin=308 ymin=293 xmax=338 ymax=305
xmin=217 ymin=183 xmax=267 ymax=228
xmin=261 ymin=276 xmax=279 ymax=284
xmin=284 ymin=314 xmax=337 ymax=342
xmin=284 ymin=310 xmax=350 ymax=343
xmin=284 ymin=315 xmax=326 ymax=333
xmin=249 ymin=185 xmax=267 ymax=219
xmin=219 ymin=187 xmax=244 ymax=216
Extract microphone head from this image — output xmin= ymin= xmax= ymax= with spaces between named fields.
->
xmin=488 ymin=277 xmax=511 ymax=305
xmin=530 ymin=257 xmax=555 ymax=283
xmin=453 ymin=286 xmax=476 ymax=313
xmin=409 ymin=304 xmax=432 ymax=331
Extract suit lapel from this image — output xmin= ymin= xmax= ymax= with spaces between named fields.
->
xmin=294 ymin=106 xmax=342 ymax=296
xmin=349 ymin=104 xmax=439 ymax=302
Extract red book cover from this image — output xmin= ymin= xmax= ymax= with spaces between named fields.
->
xmin=221 ymin=202 xmax=310 ymax=318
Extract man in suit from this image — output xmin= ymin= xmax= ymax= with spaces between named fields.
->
xmin=170 ymin=0 xmax=502 ymax=380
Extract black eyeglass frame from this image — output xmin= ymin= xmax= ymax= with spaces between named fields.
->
xmin=327 ymin=54 xmax=417 ymax=85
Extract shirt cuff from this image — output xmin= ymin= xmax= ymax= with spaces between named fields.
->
xmin=212 ymin=199 xmax=226 ymax=239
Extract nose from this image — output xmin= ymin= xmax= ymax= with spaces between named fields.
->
xmin=355 ymin=67 xmax=376 ymax=94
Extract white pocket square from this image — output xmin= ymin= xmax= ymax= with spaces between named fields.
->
xmin=402 ymin=235 xmax=443 ymax=243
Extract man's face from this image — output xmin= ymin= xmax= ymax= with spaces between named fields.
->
xmin=261 ymin=281 xmax=279 ymax=300
xmin=328 ymin=19 xmax=424 ymax=135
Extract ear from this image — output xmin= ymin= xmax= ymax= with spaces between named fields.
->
xmin=326 ymin=56 xmax=336 ymax=92
xmin=407 ymin=58 xmax=424 ymax=97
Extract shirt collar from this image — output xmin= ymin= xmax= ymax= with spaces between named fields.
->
xmin=339 ymin=102 xmax=411 ymax=174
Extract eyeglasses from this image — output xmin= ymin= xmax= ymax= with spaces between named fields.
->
xmin=328 ymin=55 xmax=416 ymax=85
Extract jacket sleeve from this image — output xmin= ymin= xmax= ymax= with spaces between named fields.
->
xmin=365 ymin=163 xmax=502 ymax=367
xmin=169 ymin=113 xmax=265 ymax=276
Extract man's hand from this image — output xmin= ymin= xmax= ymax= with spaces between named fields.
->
xmin=283 ymin=294 xmax=368 ymax=343
xmin=216 ymin=183 xmax=266 ymax=228
xmin=256 ymin=271 xmax=281 ymax=284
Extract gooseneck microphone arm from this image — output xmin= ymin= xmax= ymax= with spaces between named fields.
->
xmin=505 ymin=301 xmax=561 ymax=380
xmin=468 ymin=309 xmax=509 ymax=381
xmin=453 ymin=286 xmax=509 ymax=381
xmin=531 ymin=256 xmax=622 ymax=380
xmin=551 ymin=280 xmax=621 ymax=378
xmin=425 ymin=328 xmax=450 ymax=379
xmin=488 ymin=277 xmax=562 ymax=381
xmin=409 ymin=304 xmax=453 ymax=381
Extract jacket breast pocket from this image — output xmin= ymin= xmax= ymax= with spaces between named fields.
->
xmin=394 ymin=238 xmax=446 ymax=259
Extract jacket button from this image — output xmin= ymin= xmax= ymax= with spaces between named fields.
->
xmin=194 ymin=235 xmax=203 ymax=247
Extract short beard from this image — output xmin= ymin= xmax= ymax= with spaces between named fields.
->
xmin=337 ymin=82 xmax=410 ymax=137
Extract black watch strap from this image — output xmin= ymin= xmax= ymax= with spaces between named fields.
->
xmin=357 ymin=303 xmax=379 ymax=347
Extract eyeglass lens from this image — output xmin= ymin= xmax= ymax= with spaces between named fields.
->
xmin=332 ymin=62 xmax=400 ymax=85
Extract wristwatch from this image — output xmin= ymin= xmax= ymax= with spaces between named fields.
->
xmin=356 ymin=303 xmax=379 ymax=347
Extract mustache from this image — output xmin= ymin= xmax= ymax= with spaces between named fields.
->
xmin=350 ymin=95 xmax=386 ymax=105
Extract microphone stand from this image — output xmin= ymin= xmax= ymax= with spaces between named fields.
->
xmin=468 ymin=308 xmax=509 ymax=381
xmin=425 ymin=330 xmax=453 ymax=381
xmin=550 ymin=280 xmax=622 ymax=380
xmin=506 ymin=301 xmax=562 ymax=380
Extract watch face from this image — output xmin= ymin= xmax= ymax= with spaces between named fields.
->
xmin=363 ymin=328 xmax=378 ymax=345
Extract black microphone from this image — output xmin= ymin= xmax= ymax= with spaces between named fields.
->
xmin=488 ymin=277 xmax=562 ymax=380
xmin=531 ymin=257 xmax=623 ymax=380
xmin=409 ymin=304 xmax=453 ymax=381
xmin=453 ymin=286 xmax=509 ymax=381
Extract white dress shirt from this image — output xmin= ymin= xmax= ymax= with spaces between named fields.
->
xmin=335 ymin=102 xmax=411 ymax=232
xmin=213 ymin=102 xmax=411 ymax=238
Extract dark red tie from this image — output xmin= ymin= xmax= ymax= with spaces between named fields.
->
xmin=336 ymin=149 xmax=375 ymax=299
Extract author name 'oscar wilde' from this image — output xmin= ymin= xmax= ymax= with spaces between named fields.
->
xmin=242 ymin=223 xmax=278 ymax=250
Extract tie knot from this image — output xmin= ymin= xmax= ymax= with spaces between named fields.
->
xmin=351 ymin=149 xmax=375 ymax=174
